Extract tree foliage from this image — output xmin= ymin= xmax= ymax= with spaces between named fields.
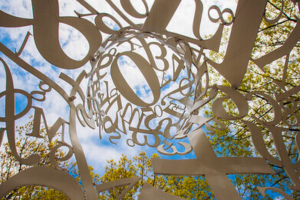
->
xmin=0 ymin=119 xmax=69 ymax=199
xmin=98 ymin=151 xmax=213 ymax=199
xmin=1 ymin=1 xmax=300 ymax=199
xmin=203 ymin=0 xmax=300 ymax=199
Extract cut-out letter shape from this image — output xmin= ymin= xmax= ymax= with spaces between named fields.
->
xmin=139 ymin=182 xmax=185 ymax=200
xmin=152 ymin=128 xmax=274 ymax=200
xmin=0 ymin=0 xmax=102 ymax=69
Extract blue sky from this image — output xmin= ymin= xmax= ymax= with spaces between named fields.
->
xmin=0 ymin=0 xmax=237 ymax=169
xmin=0 ymin=0 xmax=250 ymax=174
xmin=1 ymin=0 xmax=290 ymax=199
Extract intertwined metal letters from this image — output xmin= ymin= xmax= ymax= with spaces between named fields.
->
xmin=0 ymin=0 xmax=299 ymax=199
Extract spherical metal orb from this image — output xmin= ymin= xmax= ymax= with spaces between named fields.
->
xmin=87 ymin=30 xmax=198 ymax=154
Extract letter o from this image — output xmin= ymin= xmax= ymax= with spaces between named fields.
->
xmin=111 ymin=52 xmax=160 ymax=107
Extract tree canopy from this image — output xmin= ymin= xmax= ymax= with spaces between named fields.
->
xmin=0 ymin=119 xmax=69 ymax=199
xmin=202 ymin=0 xmax=300 ymax=198
xmin=1 ymin=0 xmax=300 ymax=199
xmin=97 ymin=151 xmax=213 ymax=199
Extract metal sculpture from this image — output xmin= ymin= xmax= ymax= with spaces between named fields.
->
xmin=0 ymin=0 xmax=299 ymax=199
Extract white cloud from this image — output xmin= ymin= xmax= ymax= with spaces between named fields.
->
xmin=59 ymin=23 xmax=90 ymax=61
xmin=1 ymin=0 xmax=33 ymax=18
xmin=0 ymin=0 xmax=240 ymax=177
